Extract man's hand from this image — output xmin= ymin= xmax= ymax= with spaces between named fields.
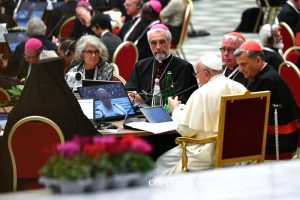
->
xmin=127 ymin=91 xmax=143 ymax=104
xmin=168 ymin=96 xmax=180 ymax=112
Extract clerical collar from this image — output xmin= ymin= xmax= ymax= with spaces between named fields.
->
xmin=156 ymin=53 xmax=171 ymax=63
xmin=287 ymin=1 xmax=300 ymax=14
xmin=101 ymin=30 xmax=109 ymax=37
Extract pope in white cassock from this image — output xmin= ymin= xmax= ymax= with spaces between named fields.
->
xmin=156 ymin=53 xmax=247 ymax=175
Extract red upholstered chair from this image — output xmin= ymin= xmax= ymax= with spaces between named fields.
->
xmin=283 ymin=46 xmax=300 ymax=65
xmin=0 ymin=87 xmax=10 ymax=102
xmin=113 ymin=74 xmax=126 ymax=85
xmin=170 ymin=0 xmax=193 ymax=60
xmin=278 ymin=61 xmax=300 ymax=109
xmin=112 ymin=41 xmax=138 ymax=81
xmin=176 ymin=91 xmax=270 ymax=172
xmin=8 ymin=116 xmax=65 ymax=191
xmin=279 ymin=22 xmax=296 ymax=54
xmin=59 ymin=16 xmax=76 ymax=40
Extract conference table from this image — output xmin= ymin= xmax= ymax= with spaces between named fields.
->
xmin=1 ymin=159 xmax=300 ymax=200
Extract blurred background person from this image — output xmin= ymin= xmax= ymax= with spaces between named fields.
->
xmin=278 ymin=0 xmax=300 ymax=34
xmin=91 ymin=13 xmax=122 ymax=62
xmin=68 ymin=35 xmax=113 ymax=81
xmin=259 ymin=23 xmax=284 ymax=71
xmin=57 ymin=39 xmax=79 ymax=73
xmin=7 ymin=18 xmax=57 ymax=79
xmin=160 ymin=0 xmax=186 ymax=45
xmin=70 ymin=0 xmax=99 ymax=40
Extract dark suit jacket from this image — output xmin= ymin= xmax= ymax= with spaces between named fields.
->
xmin=278 ymin=3 xmax=300 ymax=34
xmin=246 ymin=64 xmax=298 ymax=154
xmin=100 ymin=32 xmax=122 ymax=62
xmin=263 ymin=48 xmax=284 ymax=72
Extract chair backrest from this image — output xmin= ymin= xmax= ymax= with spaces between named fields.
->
xmin=112 ymin=41 xmax=138 ymax=81
xmin=113 ymin=74 xmax=126 ymax=85
xmin=0 ymin=87 xmax=10 ymax=102
xmin=279 ymin=22 xmax=295 ymax=53
xmin=111 ymin=63 xmax=120 ymax=76
xmin=8 ymin=116 xmax=65 ymax=191
xmin=282 ymin=46 xmax=300 ymax=65
xmin=171 ymin=0 xmax=193 ymax=49
xmin=215 ymin=91 xmax=270 ymax=167
xmin=59 ymin=16 xmax=76 ymax=40
xmin=278 ymin=61 xmax=300 ymax=108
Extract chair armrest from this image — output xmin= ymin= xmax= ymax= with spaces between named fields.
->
xmin=175 ymin=135 xmax=217 ymax=172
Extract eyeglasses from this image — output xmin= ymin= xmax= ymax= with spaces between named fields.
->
xmin=219 ymin=47 xmax=236 ymax=53
xmin=83 ymin=50 xmax=100 ymax=56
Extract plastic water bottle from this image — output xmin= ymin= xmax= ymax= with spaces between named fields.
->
xmin=151 ymin=78 xmax=162 ymax=107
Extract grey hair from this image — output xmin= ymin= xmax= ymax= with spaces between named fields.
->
xmin=233 ymin=49 xmax=265 ymax=60
xmin=147 ymin=28 xmax=172 ymax=43
xmin=26 ymin=18 xmax=47 ymax=36
xmin=222 ymin=34 xmax=245 ymax=45
xmin=74 ymin=35 xmax=109 ymax=62
xmin=259 ymin=23 xmax=280 ymax=46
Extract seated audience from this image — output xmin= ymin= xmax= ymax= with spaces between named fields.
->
xmin=68 ymin=35 xmax=113 ymax=81
xmin=7 ymin=17 xmax=57 ymax=79
xmin=234 ymin=40 xmax=299 ymax=158
xmin=220 ymin=32 xmax=248 ymax=86
xmin=70 ymin=0 xmax=99 ymax=40
xmin=259 ymin=23 xmax=284 ymax=71
xmin=160 ymin=0 xmax=186 ymax=45
xmin=91 ymin=13 xmax=122 ymax=62
xmin=0 ymin=56 xmax=98 ymax=192
xmin=156 ymin=54 xmax=247 ymax=175
xmin=278 ymin=0 xmax=300 ymax=34
xmin=125 ymin=24 xmax=197 ymax=105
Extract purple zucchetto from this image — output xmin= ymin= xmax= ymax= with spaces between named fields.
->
xmin=150 ymin=23 xmax=169 ymax=31
xmin=25 ymin=38 xmax=42 ymax=52
xmin=149 ymin=0 xmax=162 ymax=14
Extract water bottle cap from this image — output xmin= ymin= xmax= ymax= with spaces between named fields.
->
xmin=155 ymin=78 xmax=159 ymax=83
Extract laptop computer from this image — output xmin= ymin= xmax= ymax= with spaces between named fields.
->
xmin=16 ymin=2 xmax=47 ymax=27
xmin=140 ymin=106 xmax=173 ymax=123
xmin=78 ymin=81 xmax=136 ymax=121
xmin=3 ymin=32 xmax=28 ymax=53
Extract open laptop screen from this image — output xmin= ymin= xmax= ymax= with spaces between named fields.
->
xmin=16 ymin=2 xmax=47 ymax=27
xmin=78 ymin=82 xmax=135 ymax=121
xmin=3 ymin=32 xmax=28 ymax=53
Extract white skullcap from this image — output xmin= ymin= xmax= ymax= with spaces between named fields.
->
xmin=199 ymin=54 xmax=222 ymax=71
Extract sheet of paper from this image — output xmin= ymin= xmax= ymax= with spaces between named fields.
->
xmin=125 ymin=121 xmax=177 ymax=134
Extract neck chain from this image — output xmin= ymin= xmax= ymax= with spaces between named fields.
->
xmin=150 ymin=54 xmax=173 ymax=92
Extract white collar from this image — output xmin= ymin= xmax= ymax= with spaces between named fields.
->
xmin=287 ymin=1 xmax=300 ymax=14
xmin=101 ymin=30 xmax=109 ymax=37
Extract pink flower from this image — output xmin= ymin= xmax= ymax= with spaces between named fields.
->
xmin=56 ymin=141 xmax=81 ymax=157
xmin=93 ymin=136 xmax=117 ymax=145
xmin=130 ymin=138 xmax=152 ymax=154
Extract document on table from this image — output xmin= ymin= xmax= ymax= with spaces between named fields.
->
xmin=125 ymin=121 xmax=177 ymax=134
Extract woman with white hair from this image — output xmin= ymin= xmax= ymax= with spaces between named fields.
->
xmin=68 ymin=35 xmax=113 ymax=80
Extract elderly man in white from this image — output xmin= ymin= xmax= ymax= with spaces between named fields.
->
xmin=156 ymin=54 xmax=247 ymax=175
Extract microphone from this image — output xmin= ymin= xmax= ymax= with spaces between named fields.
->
xmin=142 ymin=81 xmax=177 ymax=97
xmin=174 ymin=83 xmax=200 ymax=97
xmin=115 ymin=103 xmax=140 ymax=129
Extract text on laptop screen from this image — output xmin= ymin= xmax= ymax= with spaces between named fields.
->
xmin=78 ymin=82 xmax=135 ymax=120
xmin=16 ymin=2 xmax=47 ymax=27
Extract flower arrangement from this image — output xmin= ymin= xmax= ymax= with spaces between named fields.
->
xmin=40 ymin=135 xmax=155 ymax=192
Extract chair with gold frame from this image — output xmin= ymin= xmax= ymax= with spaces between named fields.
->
xmin=111 ymin=63 xmax=120 ymax=76
xmin=59 ymin=16 xmax=76 ymax=40
xmin=8 ymin=116 xmax=65 ymax=191
xmin=0 ymin=87 xmax=10 ymax=102
xmin=170 ymin=0 xmax=193 ymax=60
xmin=113 ymin=74 xmax=126 ymax=85
xmin=176 ymin=91 xmax=270 ymax=172
xmin=282 ymin=46 xmax=300 ymax=65
xmin=279 ymin=22 xmax=296 ymax=54
xmin=112 ymin=41 xmax=138 ymax=81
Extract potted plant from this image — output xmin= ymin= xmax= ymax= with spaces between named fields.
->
xmin=39 ymin=135 xmax=155 ymax=193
